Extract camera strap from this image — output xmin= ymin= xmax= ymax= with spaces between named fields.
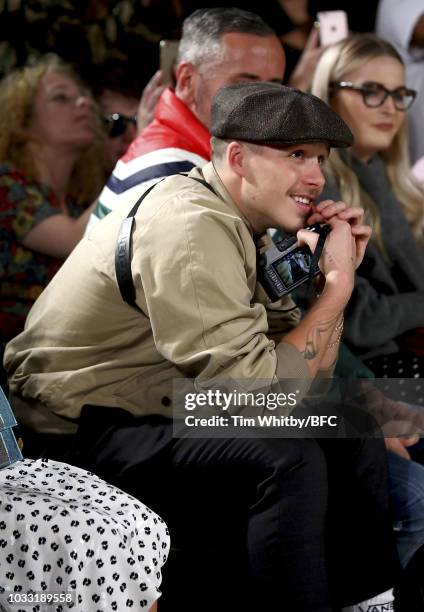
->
xmin=307 ymin=224 xmax=331 ymax=291
xmin=115 ymin=175 xmax=216 ymax=311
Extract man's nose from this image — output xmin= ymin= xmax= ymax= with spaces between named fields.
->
xmin=304 ymin=159 xmax=325 ymax=189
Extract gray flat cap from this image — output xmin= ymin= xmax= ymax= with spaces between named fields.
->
xmin=211 ymin=82 xmax=353 ymax=148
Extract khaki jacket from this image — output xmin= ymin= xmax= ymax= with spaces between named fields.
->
xmin=5 ymin=163 xmax=322 ymax=433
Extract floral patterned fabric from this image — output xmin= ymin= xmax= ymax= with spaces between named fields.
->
xmin=0 ymin=164 xmax=81 ymax=347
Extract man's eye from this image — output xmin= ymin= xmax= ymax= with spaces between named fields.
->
xmin=290 ymin=150 xmax=304 ymax=159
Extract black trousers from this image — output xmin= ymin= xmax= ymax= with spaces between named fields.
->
xmin=32 ymin=406 xmax=394 ymax=612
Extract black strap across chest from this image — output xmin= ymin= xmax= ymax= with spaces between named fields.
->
xmin=115 ymin=175 xmax=216 ymax=311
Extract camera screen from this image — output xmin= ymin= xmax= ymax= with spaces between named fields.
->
xmin=274 ymin=249 xmax=312 ymax=289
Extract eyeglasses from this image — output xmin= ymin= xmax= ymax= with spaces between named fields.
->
xmin=103 ymin=113 xmax=137 ymax=138
xmin=330 ymin=81 xmax=417 ymax=111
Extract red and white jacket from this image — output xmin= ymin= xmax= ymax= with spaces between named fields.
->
xmin=87 ymin=88 xmax=211 ymax=229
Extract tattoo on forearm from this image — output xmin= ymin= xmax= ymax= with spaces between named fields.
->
xmin=301 ymin=315 xmax=340 ymax=360
xmin=322 ymin=247 xmax=334 ymax=263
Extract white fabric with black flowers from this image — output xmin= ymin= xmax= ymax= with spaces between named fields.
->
xmin=0 ymin=459 xmax=169 ymax=611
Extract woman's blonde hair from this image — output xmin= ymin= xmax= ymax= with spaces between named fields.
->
xmin=311 ymin=33 xmax=424 ymax=250
xmin=0 ymin=54 xmax=106 ymax=206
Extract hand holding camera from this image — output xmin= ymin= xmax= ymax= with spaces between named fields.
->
xmin=307 ymin=199 xmax=372 ymax=270
xmin=257 ymin=223 xmax=330 ymax=301
xmin=257 ymin=200 xmax=372 ymax=303
xmin=297 ymin=217 xmax=356 ymax=294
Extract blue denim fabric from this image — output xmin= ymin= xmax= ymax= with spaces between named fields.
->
xmin=0 ymin=386 xmax=22 ymax=468
xmin=387 ymin=450 xmax=424 ymax=567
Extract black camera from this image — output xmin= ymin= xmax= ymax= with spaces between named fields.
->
xmin=257 ymin=223 xmax=331 ymax=301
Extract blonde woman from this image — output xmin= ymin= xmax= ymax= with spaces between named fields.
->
xmin=0 ymin=55 xmax=104 ymax=351
xmin=310 ymin=34 xmax=424 ymax=572
xmin=311 ymin=34 xmax=424 ymax=382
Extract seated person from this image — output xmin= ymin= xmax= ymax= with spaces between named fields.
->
xmin=0 ymin=54 xmax=104 ymax=359
xmin=310 ymin=32 xmax=424 ymax=566
xmin=92 ymin=60 xmax=165 ymax=175
xmin=311 ymin=34 xmax=424 ymax=385
xmin=5 ymin=83 xmax=400 ymax=612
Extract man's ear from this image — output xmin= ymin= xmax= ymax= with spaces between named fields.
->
xmin=226 ymin=141 xmax=246 ymax=178
xmin=175 ymin=62 xmax=196 ymax=108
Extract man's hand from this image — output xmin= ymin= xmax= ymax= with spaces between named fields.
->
xmin=307 ymin=199 xmax=372 ymax=269
xmin=307 ymin=199 xmax=359 ymax=226
xmin=352 ymin=380 xmax=424 ymax=437
xmin=137 ymin=70 xmax=166 ymax=132
xmin=297 ymin=217 xmax=356 ymax=291
xmin=385 ymin=436 xmax=420 ymax=460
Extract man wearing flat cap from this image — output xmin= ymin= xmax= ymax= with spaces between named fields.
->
xmin=5 ymin=83 xmax=400 ymax=611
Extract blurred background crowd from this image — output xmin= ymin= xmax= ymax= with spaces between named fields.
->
xmin=0 ymin=1 xmax=378 ymax=89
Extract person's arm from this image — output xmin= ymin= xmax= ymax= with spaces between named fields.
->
xmin=2 ymin=168 xmax=95 ymax=259
xmin=281 ymin=273 xmax=348 ymax=376
xmin=287 ymin=26 xmax=325 ymax=92
xmin=21 ymin=201 xmax=96 ymax=258
xmin=136 ymin=70 xmax=166 ymax=133
xmin=281 ymin=202 xmax=371 ymax=375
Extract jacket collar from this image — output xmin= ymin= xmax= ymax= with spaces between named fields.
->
xmin=155 ymin=88 xmax=211 ymax=160
xmin=201 ymin=162 xmax=254 ymax=233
